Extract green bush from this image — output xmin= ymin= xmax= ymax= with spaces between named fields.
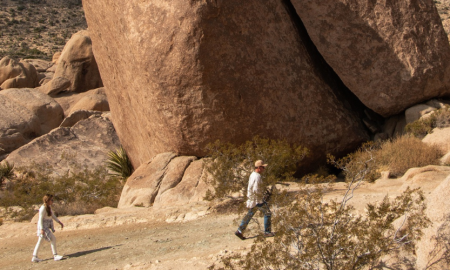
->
xmin=204 ymin=136 xmax=308 ymax=200
xmin=106 ymin=146 xmax=133 ymax=179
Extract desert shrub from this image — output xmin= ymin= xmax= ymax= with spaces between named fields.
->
xmin=0 ymin=165 xmax=124 ymax=221
xmin=106 ymin=146 xmax=133 ymax=179
xmin=405 ymin=106 xmax=450 ymax=138
xmin=204 ymin=136 xmax=309 ymax=200
xmin=210 ymin=144 xmax=431 ymax=270
xmin=377 ymin=135 xmax=442 ymax=177
xmin=0 ymin=161 xmax=14 ymax=189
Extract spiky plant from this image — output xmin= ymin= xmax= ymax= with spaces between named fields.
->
xmin=106 ymin=146 xmax=133 ymax=179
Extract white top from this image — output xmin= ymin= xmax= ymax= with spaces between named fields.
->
xmin=246 ymin=171 xmax=263 ymax=208
xmin=37 ymin=205 xmax=60 ymax=236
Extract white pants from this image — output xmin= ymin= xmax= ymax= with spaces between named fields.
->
xmin=33 ymin=231 xmax=57 ymax=257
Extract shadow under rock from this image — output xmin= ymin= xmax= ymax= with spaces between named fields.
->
xmin=66 ymin=245 xmax=122 ymax=258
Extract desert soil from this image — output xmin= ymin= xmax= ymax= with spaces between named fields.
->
xmin=0 ymin=213 xmax=255 ymax=270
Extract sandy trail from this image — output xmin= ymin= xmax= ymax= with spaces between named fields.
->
xmin=0 ymin=214 xmax=255 ymax=270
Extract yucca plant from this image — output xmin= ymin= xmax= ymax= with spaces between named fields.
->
xmin=106 ymin=146 xmax=133 ymax=179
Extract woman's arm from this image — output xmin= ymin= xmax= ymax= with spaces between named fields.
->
xmin=51 ymin=207 xmax=64 ymax=228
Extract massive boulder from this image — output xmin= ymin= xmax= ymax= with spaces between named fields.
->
xmin=291 ymin=0 xmax=450 ymax=117
xmin=5 ymin=115 xmax=120 ymax=176
xmin=83 ymin=0 xmax=368 ymax=168
xmin=0 ymin=57 xmax=40 ymax=90
xmin=51 ymin=30 xmax=103 ymax=94
xmin=0 ymin=88 xmax=63 ymax=155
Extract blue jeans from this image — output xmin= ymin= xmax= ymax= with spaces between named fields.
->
xmin=238 ymin=202 xmax=272 ymax=233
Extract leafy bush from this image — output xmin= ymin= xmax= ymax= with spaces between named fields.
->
xmin=106 ymin=146 xmax=133 ymax=179
xmin=204 ymin=136 xmax=308 ymax=200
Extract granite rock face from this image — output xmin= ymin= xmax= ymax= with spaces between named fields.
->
xmin=83 ymin=0 xmax=368 ymax=168
xmin=5 ymin=115 xmax=120 ymax=176
xmin=52 ymin=30 xmax=103 ymax=93
xmin=291 ymin=0 xmax=450 ymax=117
xmin=0 ymin=88 xmax=63 ymax=155
xmin=0 ymin=57 xmax=40 ymax=90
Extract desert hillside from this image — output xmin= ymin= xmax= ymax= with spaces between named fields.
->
xmin=0 ymin=0 xmax=86 ymax=60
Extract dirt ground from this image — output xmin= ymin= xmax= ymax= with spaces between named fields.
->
xmin=0 ymin=213 xmax=255 ymax=270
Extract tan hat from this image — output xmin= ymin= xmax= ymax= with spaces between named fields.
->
xmin=254 ymin=160 xmax=268 ymax=167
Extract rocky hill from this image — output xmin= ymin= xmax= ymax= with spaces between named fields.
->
xmin=0 ymin=0 xmax=86 ymax=60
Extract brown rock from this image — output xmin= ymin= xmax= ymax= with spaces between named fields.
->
xmin=54 ymin=87 xmax=107 ymax=117
xmin=52 ymin=52 xmax=61 ymax=64
xmin=60 ymin=110 xmax=103 ymax=128
xmin=153 ymin=156 xmax=197 ymax=205
xmin=1 ymin=88 xmax=63 ymax=134
xmin=405 ymin=104 xmax=436 ymax=124
xmin=53 ymin=30 xmax=103 ymax=93
xmin=38 ymin=76 xmax=71 ymax=96
xmin=291 ymin=0 xmax=450 ymax=117
xmin=154 ymin=160 xmax=209 ymax=208
xmin=22 ymin=59 xmax=51 ymax=73
xmin=118 ymin=152 xmax=177 ymax=208
xmin=0 ymin=94 xmax=40 ymax=154
xmin=423 ymin=127 xmax=450 ymax=153
xmin=69 ymin=92 xmax=109 ymax=114
xmin=83 ymin=0 xmax=368 ymax=168
xmin=5 ymin=115 xmax=121 ymax=176
xmin=0 ymin=57 xmax=40 ymax=90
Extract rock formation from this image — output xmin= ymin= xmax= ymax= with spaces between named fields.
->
xmin=0 ymin=57 xmax=40 ymax=90
xmin=118 ymin=153 xmax=211 ymax=208
xmin=51 ymin=30 xmax=103 ymax=93
xmin=83 ymin=0 xmax=369 ymax=168
xmin=0 ymin=88 xmax=63 ymax=155
xmin=5 ymin=114 xmax=120 ymax=176
xmin=291 ymin=0 xmax=450 ymax=117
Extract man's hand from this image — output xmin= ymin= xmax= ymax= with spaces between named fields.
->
xmin=59 ymin=222 xmax=64 ymax=229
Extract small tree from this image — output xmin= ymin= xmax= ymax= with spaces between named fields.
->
xmin=106 ymin=146 xmax=133 ymax=179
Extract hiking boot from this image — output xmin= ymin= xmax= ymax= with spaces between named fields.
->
xmin=235 ymin=230 xmax=246 ymax=240
xmin=31 ymin=257 xmax=42 ymax=263
xmin=264 ymin=232 xmax=275 ymax=237
xmin=54 ymin=255 xmax=63 ymax=261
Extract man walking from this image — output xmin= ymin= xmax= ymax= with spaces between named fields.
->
xmin=235 ymin=160 xmax=274 ymax=240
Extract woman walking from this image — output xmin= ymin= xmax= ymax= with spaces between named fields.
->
xmin=32 ymin=194 xmax=64 ymax=262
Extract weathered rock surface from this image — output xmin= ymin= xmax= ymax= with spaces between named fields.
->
xmin=423 ymin=127 xmax=450 ymax=153
xmin=60 ymin=110 xmax=103 ymax=128
xmin=51 ymin=30 xmax=103 ymax=93
xmin=69 ymin=91 xmax=109 ymax=114
xmin=0 ymin=56 xmax=40 ymax=90
xmin=118 ymin=152 xmax=177 ymax=208
xmin=22 ymin=59 xmax=52 ymax=73
xmin=291 ymin=0 xmax=450 ymax=117
xmin=54 ymin=87 xmax=108 ymax=116
xmin=38 ymin=76 xmax=71 ymax=96
xmin=416 ymin=174 xmax=450 ymax=269
xmin=83 ymin=0 xmax=368 ymax=168
xmin=0 ymin=88 xmax=63 ymax=155
xmin=405 ymin=104 xmax=437 ymax=124
xmin=1 ymin=88 xmax=64 ymax=134
xmin=5 ymin=115 xmax=120 ymax=176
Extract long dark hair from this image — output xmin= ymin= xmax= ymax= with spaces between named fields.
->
xmin=43 ymin=194 xmax=53 ymax=216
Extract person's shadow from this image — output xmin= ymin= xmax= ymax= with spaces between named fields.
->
xmin=65 ymin=245 xmax=122 ymax=258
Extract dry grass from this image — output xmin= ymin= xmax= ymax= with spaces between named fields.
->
xmin=377 ymin=136 xmax=442 ymax=177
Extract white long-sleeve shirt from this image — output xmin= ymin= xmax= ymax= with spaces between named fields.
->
xmin=37 ymin=205 xmax=60 ymax=236
xmin=246 ymin=171 xmax=263 ymax=208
